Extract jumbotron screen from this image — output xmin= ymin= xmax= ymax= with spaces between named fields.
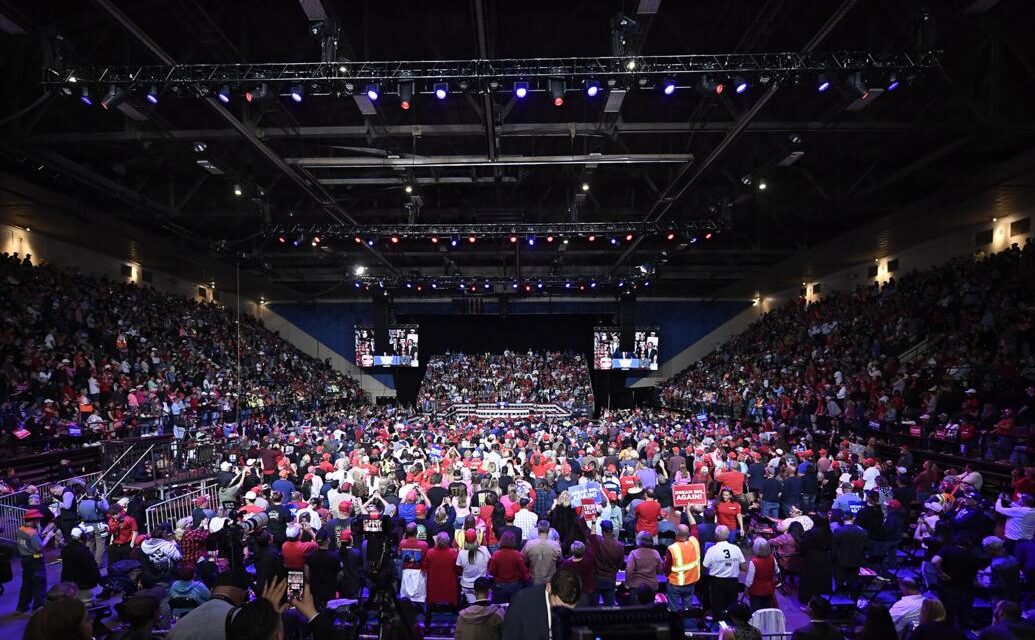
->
xmin=593 ymin=328 xmax=659 ymax=371
xmin=355 ymin=325 xmax=420 ymax=368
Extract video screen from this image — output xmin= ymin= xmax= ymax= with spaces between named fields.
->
xmin=593 ymin=328 xmax=659 ymax=371
xmin=355 ymin=325 xmax=420 ymax=368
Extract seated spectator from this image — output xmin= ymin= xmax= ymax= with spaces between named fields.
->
xmin=168 ymin=564 xmax=211 ymax=619
xmin=977 ymin=601 xmax=1034 ymax=640
xmin=790 ymin=596 xmax=844 ymax=640
xmin=910 ymin=598 xmax=967 ymax=640
xmin=23 ymin=597 xmax=92 ymax=640
xmin=888 ymin=577 xmax=924 ymax=637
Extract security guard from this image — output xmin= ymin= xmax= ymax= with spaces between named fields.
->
xmin=15 ymin=509 xmax=53 ymax=613
xmin=663 ymin=524 xmax=701 ymax=613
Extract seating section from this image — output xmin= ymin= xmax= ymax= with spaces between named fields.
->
xmin=659 ymin=245 xmax=1035 ymax=462
xmin=418 ymin=351 xmax=594 ymax=412
xmin=0 ymin=252 xmax=364 ymax=454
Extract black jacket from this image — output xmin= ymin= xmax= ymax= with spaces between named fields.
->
xmin=831 ymin=524 xmax=868 ymax=568
xmin=502 ymin=585 xmax=552 ymax=640
xmin=61 ymin=541 xmax=101 ymax=589
xmin=791 ymin=621 xmax=845 ymax=640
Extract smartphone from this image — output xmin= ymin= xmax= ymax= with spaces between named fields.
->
xmin=287 ymin=570 xmax=304 ymax=601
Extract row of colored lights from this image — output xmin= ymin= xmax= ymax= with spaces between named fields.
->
xmin=276 ymin=231 xmax=715 ymax=247
xmin=350 ymin=279 xmax=650 ymax=292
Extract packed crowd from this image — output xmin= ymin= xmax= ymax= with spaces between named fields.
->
xmin=417 ymin=352 xmax=593 ymax=412
xmin=0 ymin=252 xmax=364 ymax=461
xmin=660 ymin=243 xmax=1035 ymax=466
xmin=12 ymin=402 xmax=1035 ymax=640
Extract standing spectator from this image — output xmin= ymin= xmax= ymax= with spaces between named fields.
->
xmin=558 ymin=540 xmax=595 ymax=604
xmin=932 ymin=535 xmax=990 ymax=630
xmin=744 ymin=537 xmax=778 ymax=612
xmin=106 ymin=504 xmax=138 ymax=565
xmin=426 ymin=532 xmax=459 ymax=608
xmin=888 ymin=578 xmax=924 ymax=637
xmin=831 ymin=512 xmax=867 ymax=594
xmin=455 ymin=576 xmax=504 ymax=640
xmin=994 ymin=493 xmax=1035 ymax=554
xmin=633 ymin=490 xmax=661 ymax=542
xmin=760 ymin=468 xmax=782 ymax=519
xmin=522 ymin=521 xmax=561 ymax=585
xmin=501 ymin=569 xmax=581 ymax=640
xmin=399 ymin=522 xmax=430 ymax=604
xmin=797 ymin=515 xmax=834 ymax=605
xmin=457 ymin=529 xmax=491 ymax=604
xmin=76 ymin=486 xmax=109 ymax=568
xmin=591 ymin=520 xmax=625 ymax=606
xmin=60 ymin=527 xmax=101 ymax=603
xmin=715 ymin=488 xmax=744 ymax=541
xmin=487 ymin=531 xmax=529 ymax=603
xmin=306 ymin=530 xmax=342 ymax=610
xmin=514 ymin=499 xmax=538 ymax=543
xmin=625 ymin=531 xmax=663 ymax=596
xmin=702 ymin=525 xmax=745 ymax=618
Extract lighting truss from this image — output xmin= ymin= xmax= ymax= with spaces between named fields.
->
xmin=350 ymin=274 xmax=651 ymax=293
xmin=42 ymin=51 xmax=939 ymax=93
xmin=271 ymin=220 xmax=724 ymax=239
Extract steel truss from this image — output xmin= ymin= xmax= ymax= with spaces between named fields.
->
xmin=346 ymin=274 xmax=651 ymax=293
xmin=43 ymin=51 xmax=940 ymax=94
xmin=271 ymin=220 xmax=725 ymax=239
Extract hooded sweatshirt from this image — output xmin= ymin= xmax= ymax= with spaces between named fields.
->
xmin=141 ymin=537 xmax=183 ymax=568
xmin=455 ymin=601 xmax=505 ymax=640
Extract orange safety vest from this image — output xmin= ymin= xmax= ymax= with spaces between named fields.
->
xmin=667 ymin=538 xmax=701 ymax=586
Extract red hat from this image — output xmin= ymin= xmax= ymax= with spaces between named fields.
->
xmin=339 ymin=529 xmax=352 ymax=544
xmin=338 ymin=501 xmax=353 ymax=514
xmin=607 ymin=491 xmax=618 ymax=501
xmin=23 ymin=509 xmax=46 ymax=520
xmin=464 ymin=528 xmax=477 ymax=543
xmin=887 ymin=499 xmax=902 ymax=510
xmin=415 ymin=504 xmax=427 ymax=517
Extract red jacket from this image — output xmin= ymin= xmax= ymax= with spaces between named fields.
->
xmin=487 ymin=548 xmax=529 ymax=584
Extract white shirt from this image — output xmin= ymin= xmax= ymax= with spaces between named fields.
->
xmin=703 ymin=541 xmax=745 ymax=579
xmin=862 ymin=466 xmax=881 ymax=491
xmin=514 ymin=508 xmax=539 ymax=542
xmin=889 ymin=593 xmax=924 ymax=635
xmin=996 ymin=501 xmax=1035 ymax=541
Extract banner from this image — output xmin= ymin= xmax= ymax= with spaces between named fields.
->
xmin=567 ymin=481 xmax=602 ymax=505
xmin=580 ymin=498 xmax=598 ymax=521
xmin=429 ymin=445 xmax=443 ymax=462
xmin=672 ymin=483 xmax=708 ymax=507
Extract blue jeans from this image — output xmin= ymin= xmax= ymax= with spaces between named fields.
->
xmin=761 ymin=501 xmax=780 ymax=518
xmin=492 ymin=580 xmax=523 ymax=604
xmin=596 ymin=576 xmax=617 ymax=606
xmin=17 ymin=557 xmax=46 ymax=612
xmin=667 ymin=583 xmax=695 ymax=612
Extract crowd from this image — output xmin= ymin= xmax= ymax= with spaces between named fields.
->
xmin=659 ymin=243 xmax=1035 ymax=467
xmin=0 ymin=252 xmax=364 ymax=462
xmin=417 ymin=352 xmax=593 ymax=412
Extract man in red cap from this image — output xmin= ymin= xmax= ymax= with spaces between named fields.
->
xmin=15 ymin=508 xmax=53 ymax=613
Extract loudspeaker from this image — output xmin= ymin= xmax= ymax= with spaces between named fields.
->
xmin=372 ymin=290 xmax=392 ymax=354
xmin=619 ymin=291 xmax=636 ymax=353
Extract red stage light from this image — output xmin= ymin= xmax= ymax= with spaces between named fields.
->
xmin=554 ymin=97 xmax=564 ymax=107
xmin=390 ymin=235 xmax=400 ymax=244
xmin=431 ymin=236 xmax=439 ymax=244
xmin=715 ymin=83 xmax=725 ymax=95
xmin=705 ymin=232 xmax=713 ymax=240
xmin=546 ymin=235 xmax=554 ymax=243
xmin=625 ymin=233 xmax=634 ymax=241
xmin=353 ymin=236 xmax=362 ymax=244
xmin=468 ymin=236 xmax=476 ymax=244
xmin=666 ymin=232 xmax=676 ymax=241
xmin=509 ymin=235 xmax=518 ymax=243
xmin=400 ymin=100 xmax=411 ymax=110
xmin=587 ymin=234 xmax=596 ymax=242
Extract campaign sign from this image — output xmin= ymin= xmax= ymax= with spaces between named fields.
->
xmin=429 ymin=445 xmax=443 ymax=461
xmin=580 ymin=498 xmax=598 ymax=521
xmin=672 ymin=483 xmax=708 ymax=507
xmin=568 ymin=482 xmax=602 ymax=505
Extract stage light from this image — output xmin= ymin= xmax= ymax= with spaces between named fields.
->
xmin=450 ymin=236 xmax=459 ymax=247
xmin=353 ymin=265 xmax=366 ymax=275
xmin=80 ymin=87 xmax=92 ymax=106
xmin=563 ymin=238 xmax=569 ymax=245
xmin=715 ymin=82 xmax=725 ymax=95
xmin=590 ymin=280 xmax=598 ymax=288
xmin=311 ymin=240 xmax=318 ymax=247
xmin=817 ymin=74 xmax=831 ymax=93
xmin=662 ymin=78 xmax=676 ymax=95
xmin=666 ymin=231 xmax=676 ymax=241
xmin=405 ymin=184 xmax=413 ymax=194
xmin=399 ymin=81 xmax=414 ymax=110
xmin=758 ymin=180 xmax=768 ymax=190
xmin=145 ymin=85 xmax=159 ymax=104
xmin=100 ymin=85 xmax=125 ymax=110
xmin=277 ymin=235 xmax=286 ymax=244
xmin=217 ymin=84 xmax=230 ymax=104
xmin=293 ymin=233 xmax=303 ymax=247
xmin=233 ymin=184 xmax=243 ymax=197
xmin=431 ymin=236 xmax=439 ymax=244
xmin=626 ymin=59 xmax=637 ymax=71
xmin=644 ymin=279 xmax=651 ymax=287
xmin=734 ymin=76 xmax=749 ymax=94
xmin=550 ymin=79 xmax=565 ymax=107
xmin=390 ymin=235 xmax=400 ymax=244
xmin=618 ymin=280 xmax=625 ymax=288
xmin=468 ymin=235 xmax=476 ymax=244
xmin=527 ymin=234 xmax=536 ymax=246
xmin=512 ymin=281 xmax=519 ymax=290
xmin=434 ymin=83 xmax=448 ymax=100
xmin=610 ymin=237 xmax=619 ymax=245
xmin=290 ymin=84 xmax=304 ymax=102
xmin=886 ymin=72 xmax=900 ymax=91
xmin=405 ymin=281 xmax=413 ymax=289
xmin=431 ymin=282 xmax=438 ymax=289
xmin=354 ymin=236 xmax=362 ymax=244
xmin=514 ymin=81 xmax=528 ymax=99
xmin=354 ymin=281 xmax=362 ymax=289
xmin=509 ymin=235 xmax=518 ymax=244
xmin=312 ymin=236 xmax=321 ymax=244
xmin=581 ymin=182 xmax=590 ymax=192
xmin=588 ymin=234 xmax=596 ymax=242
xmin=366 ymin=239 xmax=375 ymax=246
xmin=524 ymin=283 xmax=532 ymax=293
xmin=565 ymin=281 xmax=572 ymax=289
xmin=365 ymin=84 xmax=380 ymax=101
xmin=484 ymin=281 xmax=492 ymax=290
xmin=625 ymin=233 xmax=634 ymax=241
xmin=690 ymin=236 xmax=698 ymax=244
xmin=546 ymin=235 xmax=554 ymax=243
xmin=585 ymin=80 xmax=600 ymax=97
xmin=193 ymin=141 xmax=207 ymax=153
xmin=537 ymin=281 xmax=544 ymax=289
xmin=705 ymin=232 xmax=713 ymax=240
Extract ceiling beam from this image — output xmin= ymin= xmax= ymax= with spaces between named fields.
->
xmin=289 ymin=154 xmax=692 ymax=168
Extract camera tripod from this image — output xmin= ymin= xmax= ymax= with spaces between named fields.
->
xmin=351 ymin=543 xmax=416 ymax=640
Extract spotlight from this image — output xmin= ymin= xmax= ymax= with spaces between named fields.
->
xmin=758 ymin=180 xmax=768 ymax=190
xmin=585 ymin=80 xmax=600 ymax=97
xmin=100 ymin=85 xmax=125 ymax=110
xmin=587 ymin=234 xmax=596 ymax=242
xmin=565 ymin=281 xmax=572 ymax=289
xmin=145 ymin=85 xmax=159 ymax=104
xmin=662 ymin=78 xmax=676 ymax=95
xmin=666 ymin=231 xmax=676 ymax=241
xmin=290 ymin=84 xmax=304 ymax=102
xmin=817 ymin=73 xmax=831 ymax=93
xmin=405 ymin=281 xmax=413 ymax=289
xmin=366 ymin=239 xmax=375 ymax=246
xmin=581 ymin=182 xmax=590 ymax=192
xmin=625 ymin=233 xmax=634 ymax=242
xmin=354 ymin=281 xmax=362 ymax=289
xmin=193 ymin=141 xmax=207 ymax=153
xmin=886 ymin=72 xmax=900 ymax=91
xmin=527 ymin=234 xmax=536 ymax=246
xmin=734 ymin=76 xmax=749 ymax=94
xmin=509 ymin=235 xmax=518 ymax=244
xmin=484 ymin=281 xmax=492 ymax=290
xmin=353 ymin=265 xmax=366 ymax=276
xmin=550 ymin=79 xmax=565 ymax=106
xmin=433 ymin=83 xmax=448 ymax=100
xmin=705 ymin=232 xmax=713 ymax=240
xmin=365 ymin=84 xmax=380 ymax=101
xmin=590 ymin=280 xmax=598 ymax=288
xmin=690 ymin=236 xmax=698 ymax=244
xmin=524 ymin=283 xmax=533 ymax=293
xmin=79 ymin=87 xmax=92 ymax=106
xmin=610 ymin=237 xmax=619 ymax=245
xmin=390 ymin=235 xmax=400 ymax=244
xmin=354 ymin=236 xmax=363 ymax=244
xmin=217 ymin=84 xmax=230 ymax=104
xmin=537 ymin=281 xmax=544 ymax=289
xmin=514 ymin=81 xmax=529 ymax=99
xmin=715 ymin=81 xmax=725 ymax=95
xmin=468 ymin=235 xmax=476 ymax=244
xmin=399 ymin=81 xmax=414 ymax=110
xmin=312 ymin=236 xmax=321 ymax=244
xmin=625 ymin=59 xmax=637 ymax=71
xmin=405 ymin=184 xmax=414 ymax=194
xmin=512 ymin=281 xmax=519 ymax=290
xmin=277 ymin=235 xmax=286 ymax=244
xmin=546 ymin=235 xmax=554 ymax=243
xmin=450 ymin=236 xmax=459 ymax=247
xmin=233 ymin=184 xmax=243 ymax=197
xmin=431 ymin=236 xmax=439 ymax=244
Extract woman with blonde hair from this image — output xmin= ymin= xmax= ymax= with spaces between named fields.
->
xmin=910 ymin=597 xmax=966 ymax=640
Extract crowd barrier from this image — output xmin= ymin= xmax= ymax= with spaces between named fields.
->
xmin=0 ymin=471 xmax=104 ymax=544
xmin=434 ymin=402 xmax=578 ymax=420
xmin=144 ymin=482 xmax=220 ymax=533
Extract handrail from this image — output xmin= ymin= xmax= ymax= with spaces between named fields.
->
xmin=91 ymin=444 xmax=138 ymax=492
xmin=899 ymin=336 xmax=931 ymax=363
xmin=144 ymin=482 xmax=220 ymax=533
xmin=104 ymin=444 xmax=155 ymax=499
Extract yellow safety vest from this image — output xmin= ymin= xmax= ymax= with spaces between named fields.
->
xmin=667 ymin=538 xmax=701 ymax=586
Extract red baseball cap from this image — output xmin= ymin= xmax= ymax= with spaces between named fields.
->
xmin=464 ymin=528 xmax=477 ymax=543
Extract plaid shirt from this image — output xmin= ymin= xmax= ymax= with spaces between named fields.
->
xmin=180 ymin=528 xmax=209 ymax=567
xmin=533 ymin=487 xmax=556 ymax=519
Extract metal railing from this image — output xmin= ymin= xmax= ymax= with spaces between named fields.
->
xmin=144 ymin=482 xmax=220 ymax=534
xmin=899 ymin=336 xmax=931 ymax=363
xmin=0 ymin=471 xmax=103 ymax=544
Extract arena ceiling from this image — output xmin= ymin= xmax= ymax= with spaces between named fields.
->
xmin=0 ymin=0 xmax=1034 ymax=299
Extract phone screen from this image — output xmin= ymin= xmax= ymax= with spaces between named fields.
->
xmin=287 ymin=570 xmax=304 ymax=601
